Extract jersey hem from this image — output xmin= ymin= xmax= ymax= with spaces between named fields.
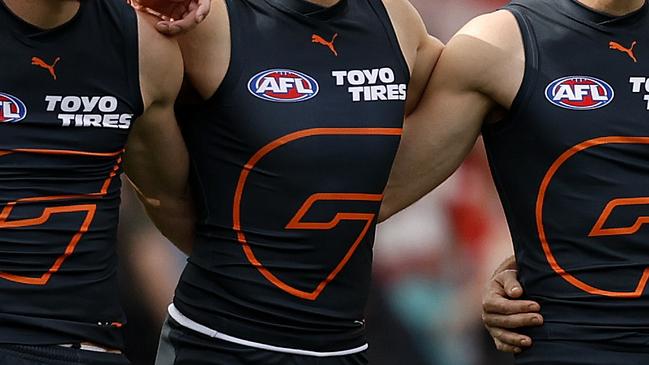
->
xmin=168 ymin=304 xmax=369 ymax=357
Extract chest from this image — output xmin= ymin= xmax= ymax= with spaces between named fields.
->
xmin=520 ymin=29 xmax=649 ymax=146
xmin=0 ymin=32 xmax=139 ymax=152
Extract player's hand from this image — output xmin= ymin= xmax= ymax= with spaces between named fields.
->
xmin=154 ymin=0 xmax=211 ymax=35
xmin=482 ymin=256 xmax=543 ymax=353
xmin=130 ymin=0 xmax=210 ymax=35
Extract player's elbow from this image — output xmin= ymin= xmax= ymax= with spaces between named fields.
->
xmin=161 ymin=224 xmax=195 ymax=256
xmin=144 ymin=194 xmax=197 ymax=255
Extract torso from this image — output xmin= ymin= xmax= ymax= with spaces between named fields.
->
xmin=0 ymin=0 xmax=142 ymax=349
xmin=173 ymin=0 xmax=411 ymax=353
xmin=484 ymin=0 xmax=649 ymax=356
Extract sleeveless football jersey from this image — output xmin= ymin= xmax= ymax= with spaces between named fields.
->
xmin=173 ymin=0 xmax=409 ymax=354
xmin=0 ymin=0 xmax=142 ymax=349
xmin=485 ymin=0 xmax=649 ymax=357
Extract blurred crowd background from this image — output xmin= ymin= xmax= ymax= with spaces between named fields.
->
xmin=117 ymin=0 xmax=514 ymax=364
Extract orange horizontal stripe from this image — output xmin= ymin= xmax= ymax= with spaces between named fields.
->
xmin=1 ymin=148 xmax=124 ymax=157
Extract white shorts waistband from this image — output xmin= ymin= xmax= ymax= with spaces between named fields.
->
xmin=167 ymin=304 xmax=368 ymax=357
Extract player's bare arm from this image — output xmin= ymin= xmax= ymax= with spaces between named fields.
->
xmin=382 ymin=0 xmax=444 ymax=114
xmin=377 ymin=9 xmax=542 ymax=351
xmin=129 ymin=0 xmax=212 ymax=35
xmin=124 ymin=13 xmax=194 ymax=254
xmin=379 ymin=10 xmax=523 ymax=222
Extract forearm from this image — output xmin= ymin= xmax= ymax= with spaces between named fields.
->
xmin=128 ymin=11 xmax=195 ymax=254
xmin=378 ymin=97 xmax=483 ymax=222
xmin=378 ymin=31 xmax=496 ymax=222
xmin=379 ymin=127 xmax=478 ymax=221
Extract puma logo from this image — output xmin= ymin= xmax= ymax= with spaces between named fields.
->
xmin=312 ymin=33 xmax=338 ymax=56
xmin=32 ymin=56 xmax=61 ymax=80
xmin=609 ymin=41 xmax=637 ymax=63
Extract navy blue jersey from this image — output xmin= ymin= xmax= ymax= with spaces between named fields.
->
xmin=485 ymin=0 xmax=649 ymax=355
xmin=174 ymin=0 xmax=409 ymax=353
xmin=0 ymin=0 xmax=142 ymax=349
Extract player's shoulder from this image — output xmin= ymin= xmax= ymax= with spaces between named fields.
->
xmin=447 ymin=10 xmax=522 ymax=77
xmin=454 ymin=10 xmax=520 ymax=51
xmin=442 ymin=10 xmax=524 ymax=97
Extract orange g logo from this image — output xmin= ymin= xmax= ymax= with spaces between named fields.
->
xmin=537 ymin=136 xmax=649 ymax=298
xmin=233 ymin=128 xmax=401 ymax=301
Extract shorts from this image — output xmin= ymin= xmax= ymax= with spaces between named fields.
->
xmin=155 ymin=316 xmax=368 ymax=365
xmin=0 ymin=344 xmax=130 ymax=365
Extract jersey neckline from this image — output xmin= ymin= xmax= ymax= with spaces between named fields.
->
xmin=263 ymin=0 xmax=348 ymax=20
xmin=0 ymin=0 xmax=86 ymax=36
xmin=567 ymin=0 xmax=647 ymax=26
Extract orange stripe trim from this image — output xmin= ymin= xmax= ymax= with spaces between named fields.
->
xmin=2 ymin=148 xmax=123 ymax=157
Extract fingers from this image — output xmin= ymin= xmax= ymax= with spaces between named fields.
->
xmin=155 ymin=20 xmax=181 ymax=35
xmin=487 ymin=323 xmax=533 ymax=350
xmin=484 ymin=257 xmax=543 ymax=354
xmin=155 ymin=11 xmax=194 ymax=35
xmin=493 ymin=337 xmax=524 ymax=354
xmin=483 ymin=273 xmax=540 ymax=315
xmin=483 ymin=312 xmax=543 ymax=329
xmin=155 ymin=0 xmax=208 ymax=35
xmin=498 ymin=269 xmax=524 ymax=298
xmin=490 ymin=256 xmax=523 ymax=298
xmin=195 ymin=0 xmax=211 ymax=23
xmin=482 ymin=297 xmax=541 ymax=352
xmin=482 ymin=294 xmax=541 ymax=315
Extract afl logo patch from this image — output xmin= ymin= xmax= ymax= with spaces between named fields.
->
xmin=248 ymin=69 xmax=319 ymax=103
xmin=0 ymin=93 xmax=27 ymax=123
xmin=545 ymin=76 xmax=614 ymax=110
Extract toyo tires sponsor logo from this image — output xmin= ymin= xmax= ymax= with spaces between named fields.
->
xmin=0 ymin=93 xmax=27 ymax=123
xmin=545 ymin=76 xmax=614 ymax=110
xmin=248 ymin=69 xmax=319 ymax=103
xmin=45 ymin=95 xmax=133 ymax=129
